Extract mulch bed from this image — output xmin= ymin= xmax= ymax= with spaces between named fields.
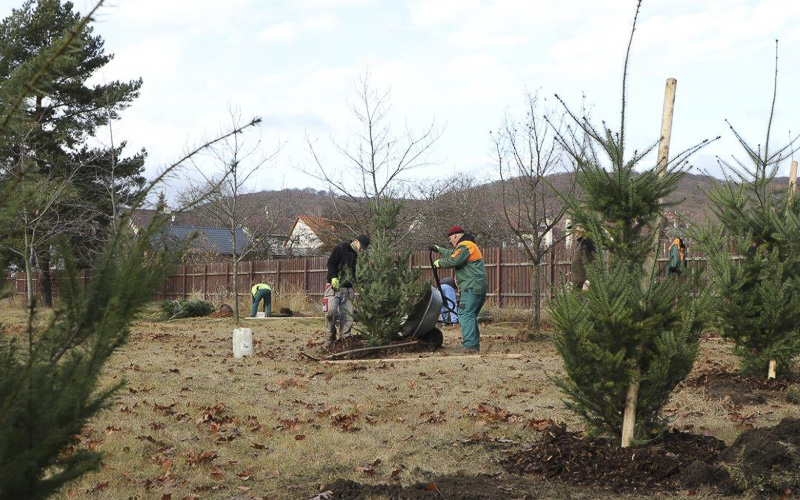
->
xmin=502 ymin=423 xmax=725 ymax=493
xmin=503 ymin=417 xmax=800 ymax=496
xmin=319 ymin=418 xmax=800 ymax=497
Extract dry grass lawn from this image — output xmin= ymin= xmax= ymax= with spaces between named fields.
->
xmin=1 ymin=303 xmax=796 ymax=499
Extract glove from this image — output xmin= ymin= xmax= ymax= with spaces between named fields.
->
xmin=433 ymin=259 xmax=441 ymax=268
xmin=428 ymin=245 xmax=440 ymax=252
xmin=331 ymin=277 xmax=340 ymax=289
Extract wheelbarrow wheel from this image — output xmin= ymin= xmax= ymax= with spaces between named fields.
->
xmin=417 ymin=328 xmax=443 ymax=348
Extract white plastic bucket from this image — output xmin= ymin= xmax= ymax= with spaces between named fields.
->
xmin=233 ymin=328 xmax=253 ymax=358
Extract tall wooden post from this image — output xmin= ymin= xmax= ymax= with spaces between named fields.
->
xmin=656 ymin=78 xmax=677 ymax=177
xmin=622 ymin=78 xmax=677 ymax=448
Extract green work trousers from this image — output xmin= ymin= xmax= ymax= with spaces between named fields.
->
xmin=459 ymin=289 xmax=486 ymax=351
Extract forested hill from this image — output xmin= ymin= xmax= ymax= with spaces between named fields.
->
xmin=224 ymin=172 xmax=793 ymax=238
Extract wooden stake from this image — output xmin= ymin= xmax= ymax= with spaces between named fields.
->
xmin=621 ymin=366 xmax=641 ymax=448
xmin=656 ymin=78 xmax=677 ymax=178
xmin=768 ymin=359 xmax=777 ymax=379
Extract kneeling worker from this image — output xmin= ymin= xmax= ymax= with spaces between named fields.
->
xmin=250 ymin=283 xmax=272 ymax=317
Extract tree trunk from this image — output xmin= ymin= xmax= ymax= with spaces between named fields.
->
xmin=232 ymin=256 xmax=240 ymax=325
xmin=532 ymin=259 xmax=542 ymax=332
xmin=24 ymin=233 xmax=35 ymax=311
xmin=41 ymin=256 xmax=53 ymax=308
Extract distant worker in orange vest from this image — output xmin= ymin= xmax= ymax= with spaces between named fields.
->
xmin=667 ymin=237 xmax=687 ymax=276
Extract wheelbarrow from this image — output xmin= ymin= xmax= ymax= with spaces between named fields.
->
xmin=399 ymin=285 xmax=444 ymax=348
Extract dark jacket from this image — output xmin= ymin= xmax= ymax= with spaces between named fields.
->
xmin=327 ymin=241 xmax=358 ymax=288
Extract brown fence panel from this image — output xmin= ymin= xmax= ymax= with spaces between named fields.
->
xmin=5 ymin=241 xmax=713 ymax=308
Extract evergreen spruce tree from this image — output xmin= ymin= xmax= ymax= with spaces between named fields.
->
xmin=0 ymin=3 xmax=258 ymax=495
xmin=0 ymin=0 xmax=146 ymax=304
xmin=0 ymin=214 xmax=179 ymax=499
xmin=700 ymin=43 xmax=800 ymax=378
xmin=549 ymin=0 xmax=709 ymax=442
xmin=0 ymin=4 xmax=180 ymax=496
xmin=354 ymin=199 xmax=427 ymax=346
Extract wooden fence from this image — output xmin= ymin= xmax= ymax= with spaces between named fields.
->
xmin=2 ymin=241 xmax=687 ymax=309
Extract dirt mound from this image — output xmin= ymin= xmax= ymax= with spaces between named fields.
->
xmin=498 ymin=418 xmax=800 ymax=496
xmin=502 ymin=423 xmax=725 ymax=493
xmin=686 ymin=369 xmax=791 ymax=405
xmin=208 ymin=304 xmax=233 ymax=318
xmin=689 ymin=417 xmax=800 ymax=495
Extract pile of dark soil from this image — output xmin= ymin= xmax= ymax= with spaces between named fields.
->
xmin=208 ymin=304 xmax=233 ymax=318
xmin=685 ymin=369 xmax=791 ymax=406
xmin=688 ymin=368 xmax=791 ymax=391
xmin=680 ymin=417 xmax=800 ymax=495
xmin=502 ymin=418 xmax=800 ymax=496
xmin=502 ymin=423 xmax=725 ymax=493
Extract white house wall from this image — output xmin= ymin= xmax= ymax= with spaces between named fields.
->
xmin=287 ymin=220 xmax=324 ymax=250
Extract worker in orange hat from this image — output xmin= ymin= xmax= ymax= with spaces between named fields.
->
xmin=430 ymin=225 xmax=487 ymax=352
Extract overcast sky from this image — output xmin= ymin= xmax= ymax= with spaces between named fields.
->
xmin=4 ymin=0 xmax=800 ymax=198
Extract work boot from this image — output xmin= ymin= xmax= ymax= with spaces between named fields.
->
xmin=324 ymin=332 xmax=336 ymax=349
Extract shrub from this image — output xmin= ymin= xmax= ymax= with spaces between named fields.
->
xmin=787 ymin=384 xmax=800 ymax=404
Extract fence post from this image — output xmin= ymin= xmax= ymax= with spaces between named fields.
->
xmin=226 ymin=261 xmax=231 ymax=294
xmin=495 ymin=247 xmax=502 ymax=307
xmin=277 ymin=259 xmax=282 ymax=291
xmin=182 ymin=265 xmax=187 ymax=299
xmin=204 ymin=263 xmax=208 ymax=301
xmin=303 ymin=257 xmax=309 ymax=293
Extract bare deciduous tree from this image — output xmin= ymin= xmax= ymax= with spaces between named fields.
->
xmin=180 ymin=107 xmax=280 ymax=323
xmin=492 ymin=91 xmax=579 ymax=330
xmin=304 ymin=70 xmax=440 ymax=244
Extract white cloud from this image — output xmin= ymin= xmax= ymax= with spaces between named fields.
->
xmin=292 ymin=0 xmax=375 ymax=9
xmin=11 ymin=0 xmax=800 ymax=194
xmin=257 ymin=16 xmax=340 ymax=44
